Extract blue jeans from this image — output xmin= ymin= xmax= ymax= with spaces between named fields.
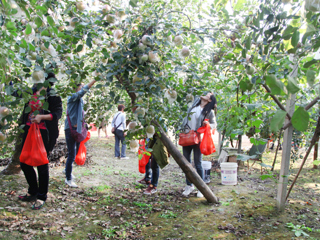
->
xmin=183 ymin=144 xmax=203 ymax=186
xmin=144 ymin=155 xmax=160 ymax=187
xmin=65 ymin=128 xmax=80 ymax=180
xmin=114 ymin=129 xmax=126 ymax=158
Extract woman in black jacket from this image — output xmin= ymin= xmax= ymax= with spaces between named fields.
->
xmin=14 ymin=72 xmax=62 ymax=210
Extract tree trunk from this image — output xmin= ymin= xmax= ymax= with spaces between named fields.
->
xmin=1 ymin=114 xmax=24 ymax=175
xmin=152 ymin=120 xmax=219 ymax=203
xmin=0 ymin=132 xmax=23 ymax=175
xmin=314 ymin=142 xmax=318 ymax=169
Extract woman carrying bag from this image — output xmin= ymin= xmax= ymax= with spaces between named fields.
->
xmin=64 ymin=80 xmax=96 ymax=188
xmin=180 ymin=92 xmax=217 ymax=198
xmin=16 ymin=72 xmax=63 ymax=210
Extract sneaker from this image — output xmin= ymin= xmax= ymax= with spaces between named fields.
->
xmin=18 ymin=194 xmax=37 ymax=202
xmin=144 ymin=184 xmax=157 ymax=195
xmin=115 ymin=156 xmax=120 ymax=159
xmin=32 ymin=199 xmax=45 ymax=210
xmin=197 ymin=191 xmax=204 ymax=198
xmin=182 ymin=185 xmax=194 ymax=196
xmin=65 ymin=179 xmax=78 ymax=188
xmin=137 ymin=178 xmax=151 ymax=185
xmin=120 ymin=157 xmax=129 ymax=160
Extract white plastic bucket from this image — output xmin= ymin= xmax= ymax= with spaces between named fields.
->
xmin=221 ymin=162 xmax=238 ymax=185
xmin=202 ymin=161 xmax=212 ymax=183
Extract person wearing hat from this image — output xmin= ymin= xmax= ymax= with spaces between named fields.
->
xmin=13 ymin=72 xmax=63 ymax=210
xmin=180 ymin=92 xmax=217 ymax=198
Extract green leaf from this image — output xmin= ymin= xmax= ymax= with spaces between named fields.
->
xmin=291 ymin=30 xmax=299 ymax=48
xmin=43 ymin=102 xmax=49 ymax=110
xmin=76 ymin=45 xmax=83 ymax=52
xmin=303 ymin=59 xmax=318 ymax=68
xmin=282 ymin=25 xmax=294 ymax=39
xmin=41 ymin=29 xmax=49 ymax=36
xmin=270 ymin=110 xmax=286 ymax=132
xmin=47 ymin=16 xmax=54 ymax=27
xmin=129 ymin=0 xmax=138 ymax=7
xmin=25 ymin=106 xmax=32 ymax=113
xmin=292 ymin=107 xmax=309 ymax=132
xmin=265 ymin=75 xmax=284 ymax=95
xmin=28 ymin=43 xmax=35 ymax=51
xmin=35 ymin=17 xmax=43 ymax=28
xmin=86 ymin=37 xmax=92 ymax=48
xmin=306 ymin=69 xmax=316 ymax=87
xmin=286 ymin=76 xmax=299 ymax=94
xmin=25 ymin=24 xmax=32 ymax=35
xmin=313 ymin=160 xmax=320 ymax=166
xmin=245 ymin=35 xmax=251 ymax=50
xmin=252 ymin=120 xmax=263 ymax=128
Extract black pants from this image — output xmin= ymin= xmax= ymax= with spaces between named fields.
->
xmin=20 ymin=125 xmax=50 ymax=201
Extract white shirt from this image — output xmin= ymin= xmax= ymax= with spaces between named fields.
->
xmin=188 ymin=106 xmax=217 ymax=131
xmin=111 ymin=111 xmax=126 ymax=131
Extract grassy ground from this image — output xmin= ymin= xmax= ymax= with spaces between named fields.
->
xmin=0 ymin=135 xmax=320 ymax=239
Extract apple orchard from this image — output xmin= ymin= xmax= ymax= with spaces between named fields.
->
xmin=1 ymin=0 xmax=320 ymax=207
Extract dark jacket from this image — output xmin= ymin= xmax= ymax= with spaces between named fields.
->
xmin=14 ymin=87 xmax=63 ymax=153
xmin=147 ymin=137 xmax=169 ymax=169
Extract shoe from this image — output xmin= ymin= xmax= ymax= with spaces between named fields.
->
xmin=197 ymin=191 xmax=204 ymax=198
xmin=120 ymin=157 xmax=129 ymax=160
xmin=65 ymin=179 xmax=78 ymax=188
xmin=137 ymin=178 xmax=151 ymax=185
xmin=62 ymin=169 xmax=75 ymax=179
xmin=32 ymin=199 xmax=45 ymax=210
xmin=182 ymin=185 xmax=194 ymax=196
xmin=18 ymin=194 xmax=37 ymax=202
xmin=144 ymin=184 xmax=157 ymax=195
xmin=115 ymin=156 xmax=120 ymax=159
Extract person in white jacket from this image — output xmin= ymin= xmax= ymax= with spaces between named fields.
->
xmin=180 ymin=92 xmax=217 ymax=198
xmin=111 ymin=104 xmax=128 ymax=159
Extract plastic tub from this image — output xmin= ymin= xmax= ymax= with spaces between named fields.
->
xmin=220 ymin=162 xmax=238 ymax=185
xmin=202 ymin=161 xmax=212 ymax=183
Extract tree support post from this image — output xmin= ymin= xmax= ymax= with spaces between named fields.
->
xmin=276 ymin=94 xmax=295 ymax=211
xmin=152 ymin=120 xmax=219 ymax=203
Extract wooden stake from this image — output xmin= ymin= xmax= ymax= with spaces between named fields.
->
xmin=152 ymin=120 xmax=219 ymax=203
xmin=276 ymin=94 xmax=295 ymax=211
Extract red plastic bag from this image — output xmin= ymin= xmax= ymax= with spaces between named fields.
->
xmin=138 ymin=139 xmax=151 ymax=174
xmin=75 ymin=131 xmax=91 ymax=165
xmin=197 ymin=124 xmax=216 ymax=155
xmin=20 ymin=123 xmax=49 ymax=166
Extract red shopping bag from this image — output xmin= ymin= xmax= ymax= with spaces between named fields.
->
xmin=197 ymin=123 xmax=216 ymax=155
xmin=20 ymin=123 xmax=49 ymax=166
xmin=138 ymin=139 xmax=151 ymax=174
xmin=75 ymin=131 xmax=91 ymax=165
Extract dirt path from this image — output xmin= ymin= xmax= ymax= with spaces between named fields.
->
xmin=0 ymin=133 xmax=320 ymax=239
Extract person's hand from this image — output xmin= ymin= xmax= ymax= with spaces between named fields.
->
xmin=203 ymin=120 xmax=209 ymax=126
xmin=31 ymin=114 xmax=42 ymax=124
xmin=124 ymin=132 xmax=127 ymax=137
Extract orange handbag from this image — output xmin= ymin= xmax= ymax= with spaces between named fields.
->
xmin=178 ymin=130 xmax=200 ymax=147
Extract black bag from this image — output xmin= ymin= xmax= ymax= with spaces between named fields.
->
xmin=111 ymin=113 xmax=122 ymax=134
xmin=67 ymin=110 xmax=88 ymax=143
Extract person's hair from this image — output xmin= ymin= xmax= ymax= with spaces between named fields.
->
xmin=201 ymin=94 xmax=217 ymax=120
xmin=46 ymin=72 xmax=56 ymax=87
xmin=118 ymin=104 xmax=125 ymax=111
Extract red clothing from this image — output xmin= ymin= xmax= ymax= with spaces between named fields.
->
xmin=26 ymin=94 xmax=52 ymax=129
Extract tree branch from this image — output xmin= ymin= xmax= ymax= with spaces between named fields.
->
xmin=165 ymin=11 xmax=191 ymax=31
xmin=262 ymin=84 xmax=291 ymax=120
